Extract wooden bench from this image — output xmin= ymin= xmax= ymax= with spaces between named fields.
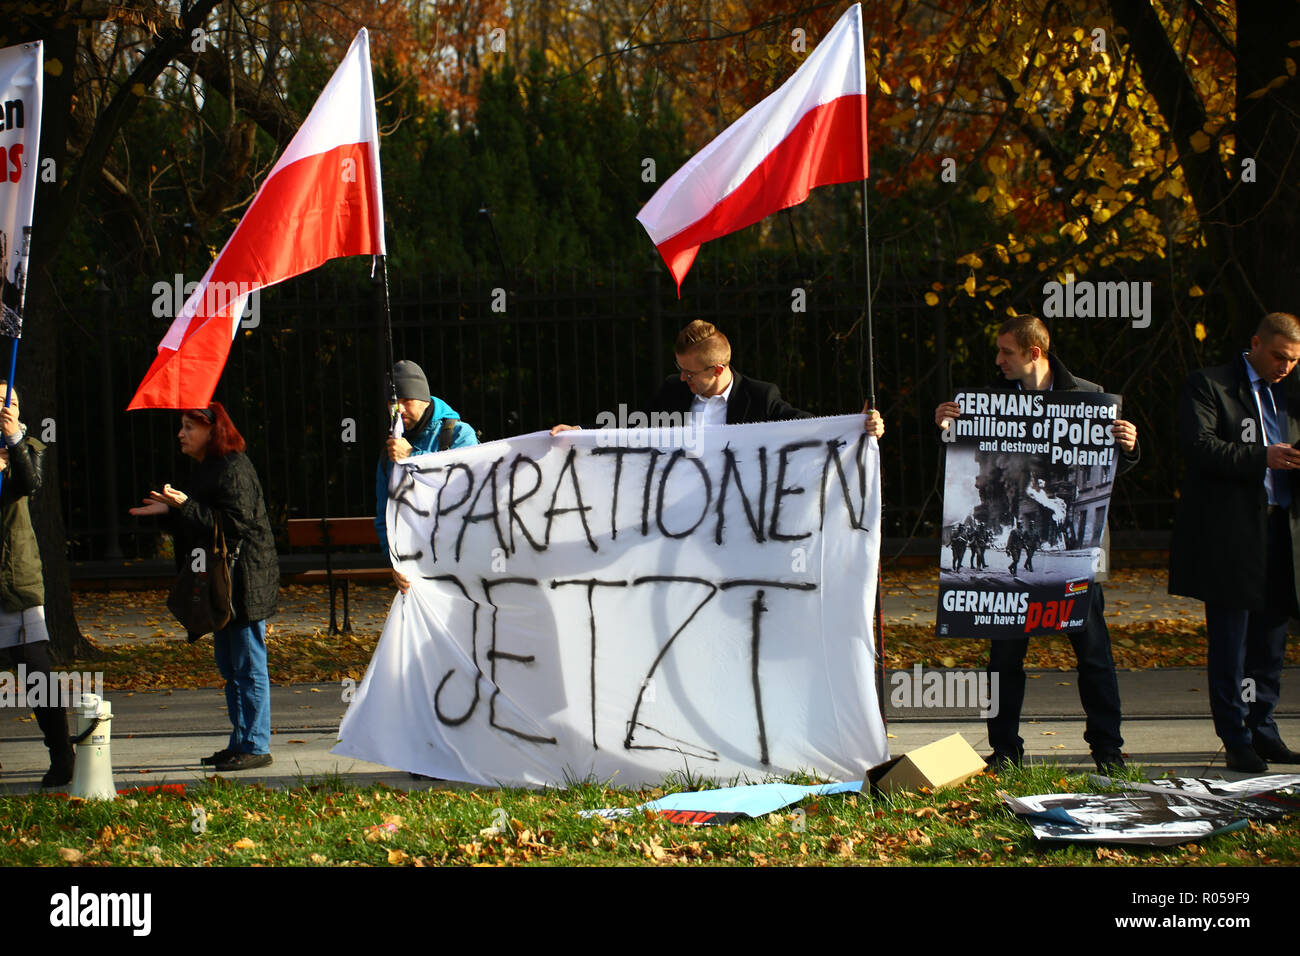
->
xmin=286 ymin=517 xmax=387 ymax=634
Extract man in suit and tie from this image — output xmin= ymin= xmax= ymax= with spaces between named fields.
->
xmin=1170 ymin=311 xmax=1300 ymax=772
xmin=552 ymin=320 xmax=884 ymax=435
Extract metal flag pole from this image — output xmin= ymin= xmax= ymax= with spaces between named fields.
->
xmin=861 ymin=175 xmax=886 ymax=724
xmin=0 ymin=226 xmax=33 ymax=502
xmin=861 ymin=178 xmax=875 ymax=406
xmin=379 ymin=254 xmax=396 ymax=409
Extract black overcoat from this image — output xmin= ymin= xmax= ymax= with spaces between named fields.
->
xmin=172 ymin=451 xmax=279 ymax=623
xmin=1168 ymin=357 xmax=1300 ymax=608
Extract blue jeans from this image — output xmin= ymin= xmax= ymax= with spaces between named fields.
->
xmin=213 ymin=620 xmax=270 ymax=755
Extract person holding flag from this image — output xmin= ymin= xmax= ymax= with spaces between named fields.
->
xmin=0 ymin=383 xmax=74 ymax=788
xmin=377 ymin=360 xmax=477 ymax=594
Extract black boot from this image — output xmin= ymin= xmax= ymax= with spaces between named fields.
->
xmin=35 ymin=706 xmax=75 ymax=788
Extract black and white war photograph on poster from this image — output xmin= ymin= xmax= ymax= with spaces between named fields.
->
xmin=937 ymin=389 xmax=1122 ymax=640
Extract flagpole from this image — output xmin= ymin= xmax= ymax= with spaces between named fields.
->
xmin=861 ymin=175 xmax=886 ymax=723
xmin=379 ymin=254 xmax=396 ymax=407
xmin=861 ymin=178 xmax=875 ymax=407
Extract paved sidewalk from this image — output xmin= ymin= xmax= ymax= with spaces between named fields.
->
xmin=1 ymin=567 xmax=1284 ymax=795
xmin=3 ymin=670 xmax=1296 ymax=795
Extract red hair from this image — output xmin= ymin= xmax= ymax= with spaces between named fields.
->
xmin=183 ymin=401 xmax=246 ymax=456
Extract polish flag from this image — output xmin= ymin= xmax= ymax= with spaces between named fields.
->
xmin=636 ymin=3 xmax=868 ymax=294
xmin=128 ymin=29 xmax=385 ymax=410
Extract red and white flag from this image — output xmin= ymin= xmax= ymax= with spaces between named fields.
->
xmin=129 ymin=29 xmax=385 ymax=410
xmin=636 ymin=3 xmax=868 ymax=294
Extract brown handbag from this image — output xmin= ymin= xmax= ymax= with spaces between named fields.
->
xmin=167 ymin=518 xmax=237 ymax=642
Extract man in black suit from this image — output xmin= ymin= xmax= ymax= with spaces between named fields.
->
xmin=552 ymin=320 xmax=884 ymax=435
xmin=935 ymin=315 xmax=1140 ymax=772
xmin=1170 ymin=311 xmax=1300 ymax=772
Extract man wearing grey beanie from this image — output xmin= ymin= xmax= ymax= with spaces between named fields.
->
xmin=376 ymin=360 xmax=478 ymax=592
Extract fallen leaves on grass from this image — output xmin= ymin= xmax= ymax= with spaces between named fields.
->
xmin=88 ymin=630 xmax=378 ymax=691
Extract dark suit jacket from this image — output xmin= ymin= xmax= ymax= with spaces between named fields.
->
xmin=1169 ymin=356 xmax=1300 ymax=608
xmin=646 ymin=371 xmax=812 ymax=423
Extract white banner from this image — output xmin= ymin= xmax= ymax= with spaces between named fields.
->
xmin=335 ymin=416 xmax=886 ymax=787
xmin=0 ymin=41 xmax=42 ymax=336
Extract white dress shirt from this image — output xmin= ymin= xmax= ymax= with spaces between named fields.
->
xmin=691 ymin=377 xmax=735 ymax=427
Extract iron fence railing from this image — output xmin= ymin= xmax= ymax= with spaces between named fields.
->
xmin=54 ymin=256 xmax=1186 ymax=563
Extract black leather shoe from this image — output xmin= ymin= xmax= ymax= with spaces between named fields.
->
xmin=213 ymin=752 xmax=273 ymax=772
xmin=984 ymin=750 xmax=1023 ymax=771
xmin=1252 ymin=739 xmax=1300 ymax=764
xmin=200 ymin=748 xmax=234 ymax=766
xmin=1093 ymin=750 xmax=1126 ymax=773
xmin=1225 ymin=745 xmax=1268 ymax=773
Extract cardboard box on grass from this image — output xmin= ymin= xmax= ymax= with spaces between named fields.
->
xmin=864 ymin=733 xmax=986 ymax=795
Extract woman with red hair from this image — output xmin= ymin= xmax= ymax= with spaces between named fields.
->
xmin=131 ymin=402 xmax=278 ymax=772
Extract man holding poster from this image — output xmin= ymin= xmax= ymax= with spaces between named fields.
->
xmin=934 ymin=316 xmax=1139 ymax=771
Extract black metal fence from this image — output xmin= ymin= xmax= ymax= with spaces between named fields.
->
xmin=54 ymin=254 xmax=1187 ymax=563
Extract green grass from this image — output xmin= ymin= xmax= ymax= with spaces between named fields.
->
xmin=1 ymin=763 xmax=1297 ymax=866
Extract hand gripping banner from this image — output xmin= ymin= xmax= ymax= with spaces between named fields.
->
xmin=336 ymin=416 xmax=886 ymax=787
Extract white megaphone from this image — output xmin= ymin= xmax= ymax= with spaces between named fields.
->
xmin=68 ymin=693 xmax=116 ymax=801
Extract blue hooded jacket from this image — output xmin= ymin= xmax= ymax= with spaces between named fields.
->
xmin=375 ymin=396 xmax=477 ymax=555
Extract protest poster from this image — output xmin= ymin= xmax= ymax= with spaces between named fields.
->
xmin=0 ymin=41 xmax=42 ymax=337
xmin=1096 ymin=773 xmax=1300 ymax=823
xmin=335 ymin=416 xmax=886 ymax=788
xmin=1003 ymin=790 xmax=1251 ymax=847
xmin=936 ymin=389 xmax=1123 ymax=639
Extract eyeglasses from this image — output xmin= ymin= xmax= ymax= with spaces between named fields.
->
xmin=676 ymin=362 xmax=722 ymax=382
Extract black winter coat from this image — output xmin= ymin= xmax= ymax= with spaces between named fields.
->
xmin=0 ymin=435 xmax=46 ymax=612
xmin=1168 ymin=357 xmax=1300 ymax=608
xmin=172 ymin=451 xmax=278 ymax=623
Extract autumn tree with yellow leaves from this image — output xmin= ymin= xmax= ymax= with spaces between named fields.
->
xmin=849 ymin=0 xmax=1297 ymax=345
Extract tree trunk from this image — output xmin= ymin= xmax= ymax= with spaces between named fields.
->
xmin=1229 ymin=0 xmax=1300 ymax=328
xmin=26 ymin=23 xmax=96 ymax=663
xmin=1112 ymin=0 xmax=1300 ymax=337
